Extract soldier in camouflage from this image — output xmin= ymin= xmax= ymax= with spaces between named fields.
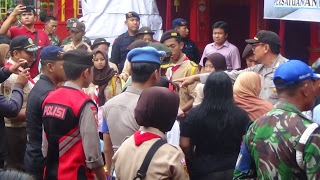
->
xmin=44 ymin=16 xmax=61 ymax=46
xmin=61 ymin=18 xmax=91 ymax=46
xmin=234 ymin=60 xmax=320 ymax=179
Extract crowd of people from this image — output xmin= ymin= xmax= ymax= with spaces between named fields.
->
xmin=0 ymin=4 xmax=320 ymax=180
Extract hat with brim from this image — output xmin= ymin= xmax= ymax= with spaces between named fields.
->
xmin=135 ymin=27 xmax=155 ymax=37
xmin=70 ymin=21 xmax=85 ymax=33
xmin=148 ymin=42 xmax=173 ymax=68
xmin=24 ymin=45 xmax=40 ymax=52
xmin=273 ymin=60 xmax=320 ymax=87
xmin=40 ymin=46 xmax=64 ymax=61
xmin=10 ymin=36 xmax=40 ymax=52
xmin=91 ymin=38 xmax=110 ymax=50
xmin=245 ymin=30 xmax=281 ymax=47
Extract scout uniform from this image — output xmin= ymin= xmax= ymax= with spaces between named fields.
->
xmin=63 ymin=21 xmax=91 ymax=52
xmin=110 ymin=11 xmax=140 ymax=72
xmin=172 ymin=18 xmax=200 ymax=64
xmin=166 ymin=54 xmax=198 ymax=109
xmin=161 ymin=30 xmax=199 ymax=110
xmin=62 ymin=18 xmax=91 ymax=46
xmin=84 ymin=77 xmax=122 ymax=105
xmin=1 ymin=36 xmax=39 ymax=171
xmin=113 ymin=127 xmax=189 ymax=180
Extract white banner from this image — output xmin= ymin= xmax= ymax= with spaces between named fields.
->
xmin=264 ymin=0 xmax=320 ymax=22
xmin=80 ymin=0 xmax=163 ymax=46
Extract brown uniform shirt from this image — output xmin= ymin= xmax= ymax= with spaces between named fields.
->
xmin=63 ymin=41 xmax=92 ymax=52
xmin=119 ymin=59 xmax=131 ymax=81
xmin=113 ymin=126 xmax=189 ymax=180
xmin=1 ymin=58 xmax=33 ymax=127
xmin=166 ymin=54 xmax=199 ymax=109
xmin=83 ymin=76 xmax=122 ymax=104
xmin=109 ymin=62 xmax=119 ymax=73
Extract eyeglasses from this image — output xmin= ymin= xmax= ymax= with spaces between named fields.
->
xmin=252 ymin=43 xmax=266 ymax=50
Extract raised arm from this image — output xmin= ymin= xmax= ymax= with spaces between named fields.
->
xmin=0 ymin=5 xmax=26 ymax=38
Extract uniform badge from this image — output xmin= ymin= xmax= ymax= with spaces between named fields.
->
xmin=91 ymin=106 xmax=98 ymax=124
xmin=127 ymin=12 xmax=132 ymax=17
xmin=171 ymin=32 xmax=178 ymax=37
xmin=28 ymin=38 xmax=33 ymax=44
xmin=180 ymin=22 xmax=186 ymax=26
xmin=72 ymin=22 xmax=77 ymax=28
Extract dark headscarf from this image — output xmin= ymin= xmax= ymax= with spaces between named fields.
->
xmin=92 ymin=48 xmax=116 ymax=106
xmin=135 ymin=87 xmax=180 ymax=133
xmin=203 ymin=53 xmax=227 ymax=71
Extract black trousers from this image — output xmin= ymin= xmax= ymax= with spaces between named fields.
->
xmin=5 ymin=127 xmax=27 ymax=171
xmin=192 ymin=169 xmax=234 ymax=180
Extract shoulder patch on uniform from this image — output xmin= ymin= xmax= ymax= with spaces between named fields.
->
xmin=190 ymin=61 xmax=198 ymax=67
xmin=91 ymin=106 xmax=98 ymax=124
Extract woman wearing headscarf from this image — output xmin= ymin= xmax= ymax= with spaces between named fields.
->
xmin=0 ymin=44 xmax=10 ymax=67
xmin=180 ymin=72 xmax=250 ymax=180
xmin=193 ymin=53 xmax=227 ymax=106
xmin=233 ymin=72 xmax=273 ymax=121
xmin=85 ymin=48 xmax=122 ymax=107
xmin=113 ymin=87 xmax=189 ymax=180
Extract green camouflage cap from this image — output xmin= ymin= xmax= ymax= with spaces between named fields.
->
xmin=148 ymin=42 xmax=173 ymax=68
xmin=67 ymin=18 xmax=78 ymax=28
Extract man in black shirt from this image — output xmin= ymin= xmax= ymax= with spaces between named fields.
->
xmin=172 ymin=18 xmax=200 ymax=64
xmin=110 ymin=11 xmax=140 ymax=72
xmin=24 ymin=46 xmax=66 ymax=180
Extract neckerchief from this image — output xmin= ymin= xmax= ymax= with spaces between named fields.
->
xmin=134 ymin=130 xmax=161 ymax=146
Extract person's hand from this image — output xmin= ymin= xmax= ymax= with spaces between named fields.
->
xmin=16 ymin=68 xmax=30 ymax=86
xmin=173 ymin=75 xmax=198 ymax=88
xmin=177 ymin=108 xmax=185 ymax=121
xmin=9 ymin=59 xmax=28 ymax=74
xmin=11 ymin=4 xmax=26 ymax=16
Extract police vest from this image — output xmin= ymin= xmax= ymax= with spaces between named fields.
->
xmin=42 ymin=86 xmax=96 ymax=180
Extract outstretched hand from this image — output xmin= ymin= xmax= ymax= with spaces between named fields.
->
xmin=173 ymin=75 xmax=199 ymax=88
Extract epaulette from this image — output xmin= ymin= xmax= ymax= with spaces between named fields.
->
xmin=190 ymin=61 xmax=198 ymax=67
xmin=161 ymin=63 xmax=174 ymax=69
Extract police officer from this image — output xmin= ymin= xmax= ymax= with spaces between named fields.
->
xmin=24 ymin=46 xmax=66 ymax=180
xmin=110 ymin=11 xmax=140 ymax=72
xmin=172 ymin=18 xmax=200 ymax=64
xmin=42 ymin=49 xmax=106 ymax=180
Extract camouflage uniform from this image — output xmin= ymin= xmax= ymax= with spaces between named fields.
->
xmin=48 ymin=33 xmax=61 ymax=46
xmin=234 ymin=101 xmax=320 ymax=179
xmin=62 ymin=36 xmax=91 ymax=46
